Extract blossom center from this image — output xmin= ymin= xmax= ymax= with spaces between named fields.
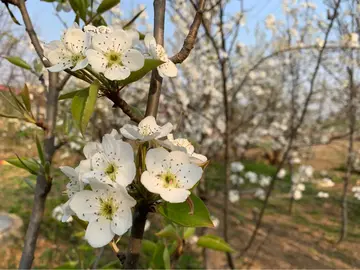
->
xmin=161 ymin=171 xmax=179 ymax=188
xmin=99 ymin=197 xmax=118 ymax=220
xmin=71 ymin=53 xmax=85 ymax=65
xmin=105 ymin=163 xmax=117 ymax=182
xmin=105 ymin=50 xmax=122 ymax=67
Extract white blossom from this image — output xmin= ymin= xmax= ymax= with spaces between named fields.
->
xmin=211 ymin=216 xmax=220 ymax=228
xmin=259 ymin=175 xmax=271 ymax=187
xmin=144 ymin=34 xmax=178 ymax=77
xmin=83 ymin=134 xmax=136 ymax=187
xmin=317 ymin=191 xmax=329 ymax=199
xmin=245 ymin=171 xmax=258 ymax=183
xmin=277 ymin=168 xmax=286 ymax=179
xmin=70 ymin=182 xmax=136 ymax=248
xmin=86 ymin=29 xmax=144 ymax=80
xmin=141 ymin=148 xmax=203 ymax=203
xmin=318 ymin=178 xmax=335 ymax=188
xmin=120 ymin=116 xmax=173 ymax=141
xmin=44 ymin=24 xmax=90 ymax=72
xmin=254 ymin=188 xmax=265 ymax=200
xmin=230 ymin=161 xmax=244 ymax=173
xmin=165 ymin=134 xmax=207 ymax=165
xmin=229 ymin=190 xmax=240 ymax=203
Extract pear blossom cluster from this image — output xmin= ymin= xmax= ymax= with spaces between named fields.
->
xmin=58 ymin=116 xmax=206 ymax=247
xmin=44 ymin=24 xmax=177 ymax=80
xmin=290 ymin=165 xmax=313 ymax=201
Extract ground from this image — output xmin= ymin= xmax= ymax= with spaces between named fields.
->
xmin=0 ymin=133 xmax=360 ymax=269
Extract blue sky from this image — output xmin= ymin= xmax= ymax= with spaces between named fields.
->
xmin=13 ymin=0 xmax=327 ymax=45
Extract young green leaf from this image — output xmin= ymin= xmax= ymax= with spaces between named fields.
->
xmin=6 ymin=156 xmax=40 ymax=175
xmin=5 ymin=56 xmax=31 ymax=70
xmin=142 ymin=240 xmax=157 ymax=256
xmin=71 ymin=80 xmax=99 ymax=134
xmin=183 ymin=227 xmax=196 ymax=240
xmin=197 ymin=235 xmax=235 ymax=253
xmin=156 ymin=224 xmax=178 ymax=240
xmin=151 ymin=243 xmax=165 ymax=269
xmin=163 ymin=246 xmax=171 ymax=270
xmin=69 ymin=0 xmax=88 ymax=21
xmin=35 ymin=135 xmax=45 ymax=165
xmin=21 ymin=84 xmax=32 ymax=112
xmin=97 ymin=0 xmax=120 ymax=15
xmin=4 ymin=2 xmax=21 ymax=25
xmin=123 ymin=8 xmax=145 ymax=29
xmin=59 ymin=88 xmax=87 ymax=100
xmin=0 ymin=113 xmax=22 ymax=119
xmin=118 ymin=59 xmax=164 ymax=87
xmin=157 ymin=194 xmax=214 ymax=228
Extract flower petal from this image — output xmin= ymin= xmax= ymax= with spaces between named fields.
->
xmin=165 ymin=151 xmax=191 ymax=172
xmin=91 ymin=152 xmax=108 ymax=171
xmin=47 ymin=61 xmax=72 ymax=72
xmin=71 ymin=58 xmax=88 ymax=71
xmin=60 ymin=166 xmax=78 ymax=180
xmin=145 ymin=148 xmax=169 ymax=174
xmin=158 ymin=60 xmax=178 ymax=77
xmin=144 ymin=33 xmax=157 ymax=50
xmin=141 ymin=171 xmax=164 ymax=194
xmin=176 ymin=164 xmax=203 ymax=189
xmin=156 ymin=122 xmax=173 ymax=139
xmin=104 ymin=64 xmax=130 ymax=80
xmin=63 ymin=28 xmax=89 ymax=54
xmin=92 ymin=33 xmax=112 ymax=53
xmin=120 ymin=124 xmax=141 ymax=140
xmin=115 ymin=162 xmax=136 ymax=187
xmin=85 ymin=216 xmax=114 ymax=248
xmin=122 ymin=49 xmax=145 ymax=71
xmin=69 ymin=190 xmax=100 ymax=221
xmin=86 ymin=49 xmax=107 ymax=73
xmin=111 ymin=208 xmax=132 ymax=236
xmin=160 ymin=188 xmax=190 ymax=203
xmin=83 ymin=141 xmax=102 ymax=159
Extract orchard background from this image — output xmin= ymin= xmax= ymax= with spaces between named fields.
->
xmin=0 ymin=0 xmax=360 ymax=269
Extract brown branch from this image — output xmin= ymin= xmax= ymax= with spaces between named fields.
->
xmin=144 ymin=0 xmax=166 ymax=118
xmin=19 ymin=72 xmax=59 ymax=269
xmin=108 ymin=92 xmax=142 ymax=123
xmin=169 ymin=0 xmax=206 ymax=64
xmin=125 ymin=1 xmax=166 ymax=268
xmin=338 ymin=66 xmax=356 ymax=244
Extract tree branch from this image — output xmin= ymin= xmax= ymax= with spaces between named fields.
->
xmin=144 ymin=0 xmax=166 ymax=118
xmin=169 ymin=0 xmax=206 ymax=64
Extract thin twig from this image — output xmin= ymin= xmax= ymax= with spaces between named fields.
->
xmin=169 ymin=0 xmax=206 ymax=64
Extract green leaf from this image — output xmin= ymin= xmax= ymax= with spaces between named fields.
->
xmin=35 ymin=135 xmax=45 ymax=165
xmin=71 ymin=80 xmax=99 ymax=134
xmin=97 ymin=0 xmax=120 ymax=14
xmin=151 ymin=243 xmax=165 ymax=269
xmin=20 ymin=84 xmax=31 ymax=112
xmin=118 ymin=59 xmax=164 ymax=86
xmin=197 ymin=235 xmax=235 ymax=253
xmin=6 ymin=156 xmax=40 ymax=175
xmin=59 ymin=88 xmax=87 ymax=100
xmin=4 ymin=2 xmax=21 ymax=25
xmin=0 ymin=112 xmax=22 ymax=119
xmin=123 ymin=8 xmax=145 ymax=29
xmin=156 ymin=224 xmax=178 ymax=240
xmin=5 ymin=56 xmax=31 ymax=70
xmin=163 ymin=246 xmax=171 ymax=270
xmin=69 ymin=0 xmax=88 ymax=21
xmin=184 ymin=227 xmax=196 ymax=240
xmin=157 ymin=194 xmax=213 ymax=228
xmin=142 ymin=240 xmax=157 ymax=256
